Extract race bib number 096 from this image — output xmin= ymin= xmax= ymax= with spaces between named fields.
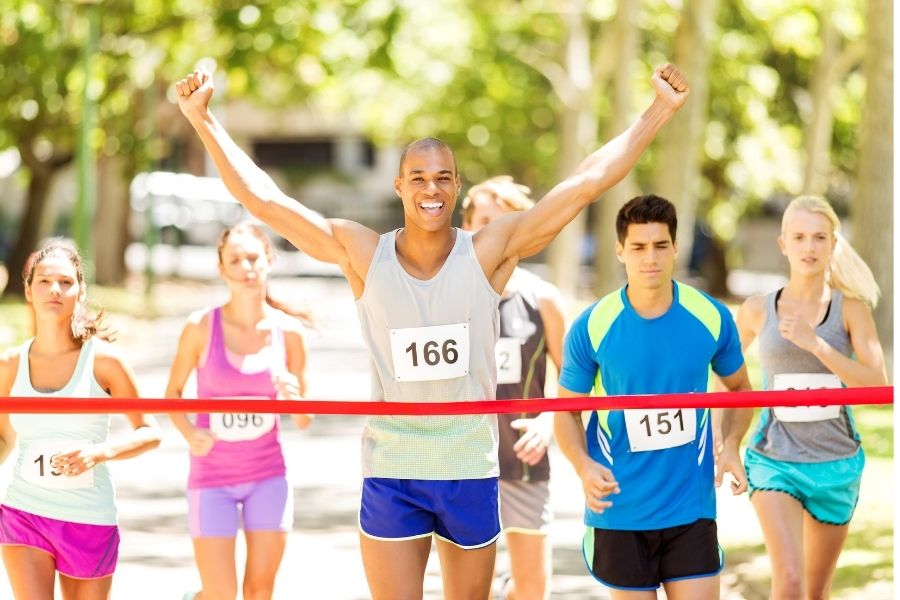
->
xmin=210 ymin=397 xmax=276 ymax=442
xmin=22 ymin=440 xmax=94 ymax=490
xmin=390 ymin=323 xmax=469 ymax=382
xmin=624 ymin=409 xmax=696 ymax=452
xmin=495 ymin=337 xmax=523 ymax=385
xmin=772 ymin=373 xmax=842 ymax=422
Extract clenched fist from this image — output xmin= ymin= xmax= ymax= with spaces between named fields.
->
xmin=652 ymin=63 xmax=690 ymax=111
xmin=174 ymin=69 xmax=215 ymax=119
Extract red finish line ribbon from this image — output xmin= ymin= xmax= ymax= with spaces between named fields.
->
xmin=0 ymin=386 xmax=892 ymax=415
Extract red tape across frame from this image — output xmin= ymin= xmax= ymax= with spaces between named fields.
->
xmin=0 ymin=386 xmax=892 ymax=415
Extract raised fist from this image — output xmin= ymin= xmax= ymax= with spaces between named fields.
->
xmin=175 ymin=69 xmax=215 ymax=118
xmin=652 ymin=63 xmax=689 ymax=110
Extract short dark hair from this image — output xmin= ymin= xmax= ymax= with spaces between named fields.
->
xmin=615 ymin=194 xmax=677 ymax=243
xmin=398 ymin=137 xmax=456 ymax=176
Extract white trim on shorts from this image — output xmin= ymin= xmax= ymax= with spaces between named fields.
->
xmin=434 ymin=529 xmax=501 ymax=550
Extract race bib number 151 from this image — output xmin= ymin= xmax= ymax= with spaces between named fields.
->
xmin=624 ymin=409 xmax=696 ymax=452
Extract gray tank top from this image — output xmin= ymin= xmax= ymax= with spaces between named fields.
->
xmin=355 ymin=228 xmax=501 ymax=479
xmin=497 ymin=269 xmax=550 ymax=481
xmin=752 ymin=288 xmax=859 ymax=461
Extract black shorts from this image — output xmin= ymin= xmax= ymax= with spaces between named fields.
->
xmin=583 ymin=518 xmax=723 ymax=590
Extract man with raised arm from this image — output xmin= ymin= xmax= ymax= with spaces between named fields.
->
xmin=175 ymin=64 xmax=688 ymax=600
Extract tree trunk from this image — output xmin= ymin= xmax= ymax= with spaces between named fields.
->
xmin=592 ymin=0 xmax=639 ymax=297
xmin=653 ymin=0 xmax=717 ymax=277
xmin=545 ymin=2 xmax=596 ymax=300
xmin=801 ymin=15 xmax=840 ymax=195
xmin=5 ymin=167 xmax=54 ymax=296
xmin=853 ymin=0 xmax=893 ymax=351
xmin=4 ymin=142 xmax=72 ymax=297
xmin=94 ymin=156 xmax=131 ymax=285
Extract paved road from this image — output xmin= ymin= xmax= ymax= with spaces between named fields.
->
xmin=0 ymin=277 xmax=764 ymax=599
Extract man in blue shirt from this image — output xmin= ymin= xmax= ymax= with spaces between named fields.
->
xmin=555 ymin=194 xmax=751 ymax=599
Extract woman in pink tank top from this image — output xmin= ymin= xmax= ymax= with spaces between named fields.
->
xmin=165 ymin=224 xmax=313 ymax=600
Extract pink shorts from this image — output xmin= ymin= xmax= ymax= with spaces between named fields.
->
xmin=0 ymin=505 xmax=119 ymax=579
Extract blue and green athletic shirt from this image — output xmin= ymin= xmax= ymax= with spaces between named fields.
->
xmin=559 ymin=281 xmax=744 ymax=531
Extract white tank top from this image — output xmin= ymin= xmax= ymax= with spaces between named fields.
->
xmin=5 ymin=339 xmax=116 ymax=525
xmin=355 ymin=228 xmax=501 ymax=479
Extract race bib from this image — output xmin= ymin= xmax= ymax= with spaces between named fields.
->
xmin=210 ymin=396 xmax=276 ymax=442
xmin=21 ymin=440 xmax=94 ymax=490
xmin=772 ymin=373 xmax=842 ymax=422
xmin=495 ymin=337 xmax=523 ymax=385
xmin=624 ymin=409 xmax=696 ymax=452
xmin=390 ymin=323 xmax=469 ymax=382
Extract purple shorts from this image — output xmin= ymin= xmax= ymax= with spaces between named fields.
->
xmin=188 ymin=475 xmax=293 ymax=538
xmin=0 ymin=505 xmax=119 ymax=579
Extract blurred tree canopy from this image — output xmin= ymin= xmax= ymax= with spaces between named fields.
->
xmin=0 ymin=0 xmax=890 ymax=341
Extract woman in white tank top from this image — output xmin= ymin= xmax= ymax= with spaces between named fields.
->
xmin=0 ymin=242 xmax=161 ymax=600
xmin=732 ymin=197 xmax=887 ymax=600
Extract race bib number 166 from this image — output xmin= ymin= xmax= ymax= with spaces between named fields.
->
xmin=390 ymin=323 xmax=469 ymax=382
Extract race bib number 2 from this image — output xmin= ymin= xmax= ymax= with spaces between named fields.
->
xmin=495 ymin=337 xmax=523 ymax=385
xmin=772 ymin=373 xmax=842 ymax=422
xmin=22 ymin=440 xmax=94 ymax=490
xmin=390 ymin=323 xmax=469 ymax=382
xmin=624 ymin=409 xmax=696 ymax=452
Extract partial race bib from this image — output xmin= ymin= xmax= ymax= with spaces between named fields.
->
xmin=624 ymin=409 xmax=696 ymax=452
xmin=390 ymin=323 xmax=469 ymax=382
xmin=495 ymin=337 xmax=523 ymax=385
xmin=772 ymin=373 xmax=842 ymax=422
xmin=21 ymin=440 xmax=94 ymax=490
xmin=210 ymin=396 xmax=276 ymax=442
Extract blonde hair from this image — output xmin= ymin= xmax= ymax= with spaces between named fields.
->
xmin=782 ymin=195 xmax=880 ymax=308
xmin=460 ymin=176 xmax=534 ymax=224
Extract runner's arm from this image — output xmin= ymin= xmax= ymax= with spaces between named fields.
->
xmin=476 ymin=64 xmax=689 ymax=269
xmin=815 ymin=298 xmax=887 ymax=387
xmin=174 ymin=70 xmax=378 ymax=276
xmin=0 ymin=351 xmax=17 ymax=464
xmin=555 ymin=386 xmax=620 ymax=512
xmin=283 ymin=321 xmax=313 ymax=430
xmin=715 ymin=367 xmax=753 ymax=494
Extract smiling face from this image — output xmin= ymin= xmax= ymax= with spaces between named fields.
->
xmin=616 ymin=222 xmax=678 ymax=291
xmin=25 ymin=255 xmax=83 ymax=321
xmin=394 ymin=147 xmax=461 ymax=232
xmin=218 ymin=231 xmax=272 ymax=291
xmin=779 ymin=208 xmax=835 ymax=278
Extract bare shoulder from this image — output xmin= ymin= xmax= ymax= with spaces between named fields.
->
xmin=271 ymin=309 xmax=307 ymax=339
xmin=842 ymin=296 xmax=875 ymax=326
xmin=91 ymin=338 xmax=132 ymax=379
xmin=0 ymin=347 xmax=21 ymax=391
xmin=738 ymin=294 xmax=766 ymax=320
xmin=329 ymin=219 xmax=380 ymax=254
xmin=534 ymin=276 xmax=565 ymax=307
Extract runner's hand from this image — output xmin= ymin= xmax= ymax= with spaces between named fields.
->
xmin=715 ymin=446 xmax=747 ymax=495
xmin=273 ymin=372 xmax=302 ymax=400
xmin=188 ymin=427 xmax=217 ymax=457
xmin=51 ymin=445 xmax=106 ymax=476
xmin=778 ymin=314 xmax=820 ymax=353
xmin=510 ymin=417 xmax=552 ymax=465
xmin=652 ymin=63 xmax=689 ymax=110
xmin=175 ymin=69 xmax=214 ymax=118
xmin=576 ymin=460 xmax=620 ymax=513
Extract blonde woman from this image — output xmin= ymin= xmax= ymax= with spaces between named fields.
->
xmin=733 ymin=196 xmax=887 ymax=599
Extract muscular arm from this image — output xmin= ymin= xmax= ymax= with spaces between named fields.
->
xmin=175 ymin=71 xmax=378 ymax=296
xmin=554 ymin=386 xmax=620 ymax=512
xmin=715 ymin=366 xmax=754 ymax=494
xmin=475 ymin=65 xmax=688 ymax=280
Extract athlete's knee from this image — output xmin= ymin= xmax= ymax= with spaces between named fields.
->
xmin=771 ymin=565 xmax=804 ymax=600
xmin=505 ymin=578 xmax=548 ymax=600
xmin=242 ymin=578 xmax=275 ymax=600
